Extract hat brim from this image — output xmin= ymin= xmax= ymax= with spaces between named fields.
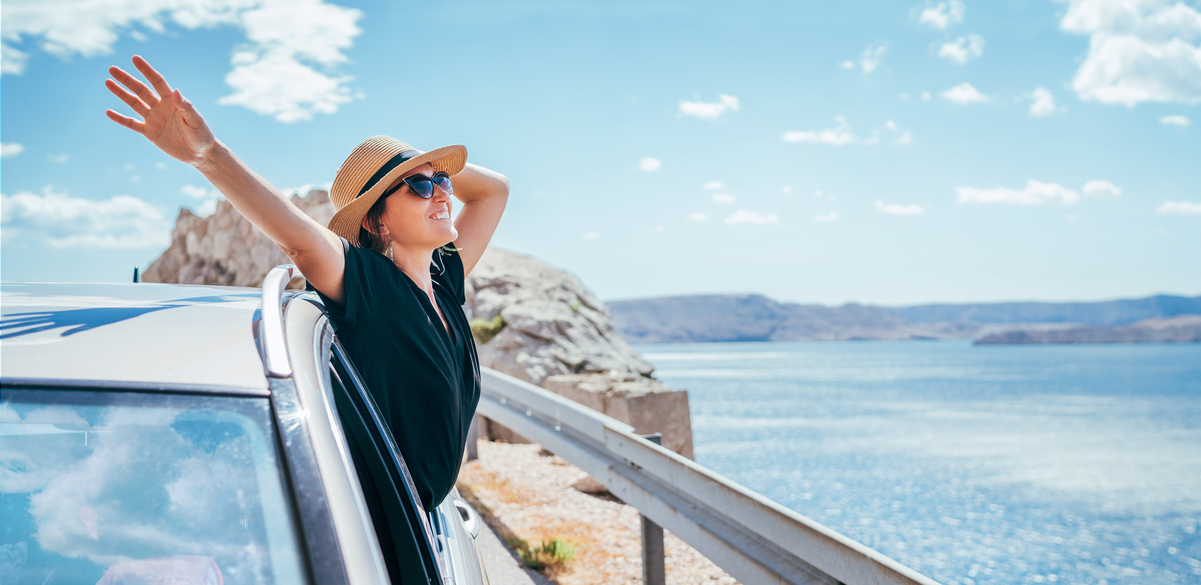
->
xmin=327 ymin=144 xmax=467 ymax=243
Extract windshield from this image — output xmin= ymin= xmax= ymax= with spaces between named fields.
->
xmin=0 ymin=389 xmax=309 ymax=585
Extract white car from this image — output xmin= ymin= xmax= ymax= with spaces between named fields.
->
xmin=0 ymin=266 xmax=488 ymax=585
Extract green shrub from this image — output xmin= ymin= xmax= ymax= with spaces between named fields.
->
xmin=469 ymin=315 xmax=505 ymax=344
xmin=513 ymin=536 xmax=576 ymax=573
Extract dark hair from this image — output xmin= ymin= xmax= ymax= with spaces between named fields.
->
xmin=357 ymin=194 xmax=390 ymax=253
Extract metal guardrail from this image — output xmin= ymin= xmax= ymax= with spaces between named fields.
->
xmin=476 ymin=368 xmax=941 ymax=585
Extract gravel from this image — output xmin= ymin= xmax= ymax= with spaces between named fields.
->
xmin=458 ymin=440 xmax=739 ymax=585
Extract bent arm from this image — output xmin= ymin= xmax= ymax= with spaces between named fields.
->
xmin=451 ymin=163 xmax=510 ymax=275
xmin=194 ymin=142 xmax=347 ymax=304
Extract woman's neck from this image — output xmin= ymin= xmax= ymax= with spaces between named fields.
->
xmin=390 ymin=244 xmax=436 ymax=292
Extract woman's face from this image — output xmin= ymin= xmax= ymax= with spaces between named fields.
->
xmin=376 ymin=162 xmax=457 ymax=249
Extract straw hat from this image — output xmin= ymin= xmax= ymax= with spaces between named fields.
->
xmin=326 ymin=136 xmax=467 ymax=243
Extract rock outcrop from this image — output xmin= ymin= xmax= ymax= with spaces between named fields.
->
xmin=465 ymin=248 xmax=692 ymax=457
xmin=143 ymin=190 xmax=333 ymax=287
xmin=143 ymin=196 xmax=694 ymax=457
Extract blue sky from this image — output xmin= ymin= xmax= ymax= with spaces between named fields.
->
xmin=2 ymin=0 xmax=1199 ymax=305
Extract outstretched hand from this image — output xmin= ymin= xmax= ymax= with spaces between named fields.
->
xmin=105 ymin=55 xmax=214 ymax=167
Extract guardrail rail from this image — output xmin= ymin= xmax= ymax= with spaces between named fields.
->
xmin=475 ymin=368 xmax=940 ymax=585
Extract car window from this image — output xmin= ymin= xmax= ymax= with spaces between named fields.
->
xmin=327 ymin=346 xmax=439 ymax=585
xmin=0 ymin=389 xmax=309 ymax=585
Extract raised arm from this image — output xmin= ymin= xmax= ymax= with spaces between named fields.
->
xmin=450 ymin=163 xmax=509 ymax=275
xmin=105 ymin=56 xmax=347 ymax=303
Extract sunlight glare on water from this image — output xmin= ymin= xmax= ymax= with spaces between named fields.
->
xmin=637 ymin=340 xmax=1201 ymax=585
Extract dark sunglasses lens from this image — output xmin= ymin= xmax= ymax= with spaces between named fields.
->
xmin=406 ymin=176 xmax=435 ymax=199
xmin=433 ymin=173 xmax=453 ymax=195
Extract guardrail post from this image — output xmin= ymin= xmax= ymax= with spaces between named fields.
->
xmin=640 ymin=433 xmax=666 ymax=585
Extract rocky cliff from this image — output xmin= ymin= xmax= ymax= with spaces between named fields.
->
xmin=143 ymin=194 xmax=693 ymax=457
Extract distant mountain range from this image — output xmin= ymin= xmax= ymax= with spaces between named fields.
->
xmin=606 ymin=294 xmax=1201 ymax=344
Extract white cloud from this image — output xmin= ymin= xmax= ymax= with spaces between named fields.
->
xmin=1028 ymin=87 xmax=1059 ymax=116
xmin=1157 ymin=200 xmax=1201 ymax=214
xmin=711 ymin=193 xmax=736 ymax=204
xmin=938 ymin=34 xmax=985 ymax=64
xmin=678 ymin=94 xmax=740 ymax=120
xmin=875 ymin=199 xmax=924 ymax=215
xmin=1 ymin=0 xmax=363 ymax=123
xmin=702 ymin=181 xmax=726 ymax=190
xmin=1 ymin=143 xmax=25 ymax=158
xmin=654 ymin=225 xmax=665 ymax=233
xmin=839 ymin=60 xmax=855 ymax=70
xmin=781 ymin=185 xmax=792 ymax=194
xmin=941 ymin=82 xmax=989 ymax=105
xmin=0 ymin=185 xmax=169 ymax=248
xmin=921 ymin=91 xmax=932 ymax=101
xmin=47 ymin=153 xmax=69 ymax=163
xmin=2 ymin=43 xmax=30 ymax=75
xmin=638 ymin=157 xmax=661 ymax=172
xmin=1160 ymin=114 xmax=1190 ymax=127
xmin=181 ymin=183 xmax=215 ymax=200
xmin=917 ymin=0 xmax=966 ymax=30
xmin=893 ymin=132 xmax=914 ymax=146
xmin=582 ymin=231 xmax=600 ymax=240
xmin=860 ymin=44 xmax=887 ymax=74
xmin=1082 ymin=180 xmax=1122 ymax=198
xmin=899 ymin=93 xmax=911 ymax=101
xmin=688 ymin=212 xmax=709 ymax=222
xmin=783 ymin=116 xmax=856 ymax=145
xmin=156 ymin=162 xmax=168 ymax=170
xmin=956 ymin=180 xmax=1081 ymax=206
xmin=1060 ymin=0 xmax=1201 ymax=107
xmin=813 ymin=211 xmax=839 ymax=222
xmin=725 ymin=210 xmax=780 ymax=225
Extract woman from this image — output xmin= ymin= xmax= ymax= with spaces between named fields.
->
xmin=104 ymin=56 xmax=508 ymax=518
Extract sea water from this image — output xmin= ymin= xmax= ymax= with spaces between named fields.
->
xmin=633 ymin=340 xmax=1201 ymax=585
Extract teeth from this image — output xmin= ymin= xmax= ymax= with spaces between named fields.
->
xmin=432 ymin=211 xmax=450 ymax=220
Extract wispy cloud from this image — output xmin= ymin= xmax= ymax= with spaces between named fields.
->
xmin=1027 ymin=87 xmax=1059 ymax=116
xmin=813 ymin=211 xmax=839 ymax=222
xmin=0 ymin=143 xmax=24 ymax=158
xmin=1060 ymin=0 xmax=1201 ymax=107
xmin=956 ymin=180 xmax=1081 ymax=206
xmin=712 ymin=193 xmax=736 ymax=204
xmin=1082 ymin=180 xmax=1121 ymax=198
xmin=582 ymin=231 xmax=600 ymax=239
xmin=702 ymin=181 xmax=726 ymax=190
xmin=0 ymin=185 xmax=168 ymax=248
xmin=639 ymin=157 xmax=662 ymax=172
xmin=875 ymin=199 xmax=924 ymax=215
xmin=860 ymin=44 xmax=887 ymax=74
xmin=725 ymin=210 xmax=780 ymax=225
xmin=688 ymin=212 xmax=709 ymax=222
xmin=1 ymin=0 xmax=364 ymax=123
xmin=1160 ymin=115 xmax=1190 ymax=127
xmin=1157 ymin=201 xmax=1201 ymax=214
xmin=783 ymin=116 xmax=856 ymax=145
xmin=941 ymin=82 xmax=988 ymax=105
xmin=678 ymin=94 xmax=740 ymax=120
xmin=937 ymin=34 xmax=984 ymax=64
xmin=917 ymin=0 xmax=966 ymax=30
xmin=181 ymin=183 xmax=222 ymax=216
xmin=47 ymin=153 xmax=69 ymax=163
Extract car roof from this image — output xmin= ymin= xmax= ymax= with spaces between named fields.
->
xmin=1 ymin=282 xmax=269 ymax=394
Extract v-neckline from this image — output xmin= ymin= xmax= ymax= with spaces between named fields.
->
xmin=394 ymin=263 xmax=456 ymax=345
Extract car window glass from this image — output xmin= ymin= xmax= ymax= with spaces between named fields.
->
xmin=0 ymin=389 xmax=309 ymax=585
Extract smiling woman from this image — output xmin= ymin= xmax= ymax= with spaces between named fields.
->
xmin=103 ymin=54 xmax=509 ymax=577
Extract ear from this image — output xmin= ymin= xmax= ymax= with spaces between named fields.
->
xmin=361 ymin=215 xmax=390 ymax=236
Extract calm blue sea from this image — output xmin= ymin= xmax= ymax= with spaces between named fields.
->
xmin=633 ymin=340 xmax=1201 ymax=585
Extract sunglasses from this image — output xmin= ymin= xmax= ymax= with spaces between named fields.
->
xmin=381 ymin=171 xmax=453 ymax=200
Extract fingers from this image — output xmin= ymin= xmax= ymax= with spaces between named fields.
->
xmin=108 ymin=65 xmax=158 ymax=105
xmin=105 ymin=110 xmax=146 ymax=135
xmin=131 ymin=55 xmax=173 ymax=101
xmin=104 ymin=79 xmax=150 ymax=117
